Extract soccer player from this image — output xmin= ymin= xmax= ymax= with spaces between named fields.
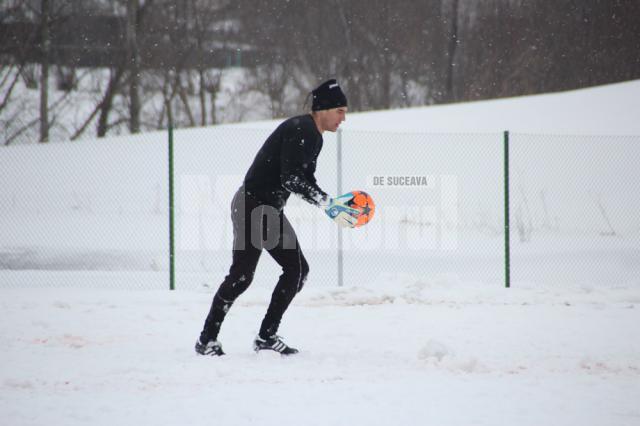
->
xmin=195 ymin=79 xmax=359 ymax=356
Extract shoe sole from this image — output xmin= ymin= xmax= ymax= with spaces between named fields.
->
xmin=254 ymin=347 xmax=298 ymax=356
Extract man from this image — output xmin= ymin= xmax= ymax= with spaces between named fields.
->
xmin=195 ymin=79 xmax=360 ymax=356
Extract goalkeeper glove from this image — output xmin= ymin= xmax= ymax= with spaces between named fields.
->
xmin=321 ymin=193 xmax=359 ymax=228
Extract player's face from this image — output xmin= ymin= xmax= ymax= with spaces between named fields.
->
xmin=320 ymin=107 xmax=347 ymax=132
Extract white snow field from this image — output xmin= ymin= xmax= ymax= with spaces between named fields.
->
xmin=1 ymin=284 xmax=639 ymax=426
xmin=2 ymin=80 xmax=640 ymax=425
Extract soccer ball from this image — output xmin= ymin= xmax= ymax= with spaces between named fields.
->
xmin=347 ymin=190 xmax=375 ymax=227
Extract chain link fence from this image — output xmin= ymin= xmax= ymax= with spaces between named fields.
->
xmin=338 ymin=131 xmax=505 ymax=289
xmin=1 ymin=128 xmax=638 ymax=289
xmin=0 ymin=132 xmax=170 ymax=288
xmin=509 ymin=133 xmax=640 ymax=287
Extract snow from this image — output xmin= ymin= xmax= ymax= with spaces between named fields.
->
xmin=2 ymin=80 xmax=640 ymax=425
xmin=2 ymin=284 xmax=639 ymax=426
xmin=229 ymin=79 xmax=640 ymax=135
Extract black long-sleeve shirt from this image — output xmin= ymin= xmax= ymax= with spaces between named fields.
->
xmin=243 ymin=114 xmax=328 ymax=210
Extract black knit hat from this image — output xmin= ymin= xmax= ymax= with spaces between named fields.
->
xmin=311 ymin=79 xmax=348 ymax=111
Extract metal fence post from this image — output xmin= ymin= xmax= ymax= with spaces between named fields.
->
xmin=504 ymin=130 xmax=511 ymax=289
xmin=168 ymin=125 xmax=176 ymax=290
xmin=337 ymin=128 xmax=344 ymax=287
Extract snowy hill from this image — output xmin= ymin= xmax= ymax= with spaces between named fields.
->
xmin=228 ymin=79 xmax=640 ymax=134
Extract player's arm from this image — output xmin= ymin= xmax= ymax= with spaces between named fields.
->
xmin=280 ymin=124 xmax=358 ymax=228
xmin=280 ymin=126 xmax=328 ymax=206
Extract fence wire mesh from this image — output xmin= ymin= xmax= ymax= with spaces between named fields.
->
xmin=509 ymin=133 xmax=640 ymax=287
xmin=1 ymin=128 xmax=638 ymax=289
xmin=0 ymin=133 xmax=169 ymax=288
xmin=338 ymin=131 xmax=504 ymax=289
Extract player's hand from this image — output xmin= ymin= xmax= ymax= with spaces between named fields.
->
xmin=323 ymin=193 xmax=359 ymax=228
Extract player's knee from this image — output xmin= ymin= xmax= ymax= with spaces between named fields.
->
xmin=296 ymin=258 xmax=309 ymax=293
xmin=300 ymin=257 xmax=309 ymax=281
xmin=219 ymin=271 xmax=254 ymax=300
xmin=282 ymin=255 xmax=308 ymax=279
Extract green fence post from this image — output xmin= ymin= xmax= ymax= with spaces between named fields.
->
xmin=504 ymin=130 xmax=511 ymax=289
xmin=168 ymin=125 xmax=176 ymax=290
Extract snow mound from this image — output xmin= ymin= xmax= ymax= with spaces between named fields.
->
xmin=418 ymin=339 xmax=490 ymax=374
xmin=278 ymin=277 xmax=640 ymax=308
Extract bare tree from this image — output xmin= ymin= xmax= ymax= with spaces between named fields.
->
xmin=39 ymin=0 xmax=50 ymax=142
xmin=126 ymin=0 xmax=140 ymax=133
xmin=444 ymin=0 xmax=460 ymax=102
xmin=192 ymin=0 xmax=231 ymax=125
xmin=97 ymin=68 xmax=125 ymax=137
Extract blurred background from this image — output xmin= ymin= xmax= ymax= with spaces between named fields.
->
xmin=2 ymin=0 xmax=639 ymax=144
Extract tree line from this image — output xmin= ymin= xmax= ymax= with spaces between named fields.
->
xmin=1 ymin=0 xmax=639 ymax=144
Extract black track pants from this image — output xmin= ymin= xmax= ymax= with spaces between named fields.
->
xmin=199 ymin=187 xmax=309 ymax=343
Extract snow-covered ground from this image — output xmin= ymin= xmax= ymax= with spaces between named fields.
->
xmin=2 ymin=283 xmax=639 ymax=426
xmin=1 ymin=80 xmax=640 ymax=425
